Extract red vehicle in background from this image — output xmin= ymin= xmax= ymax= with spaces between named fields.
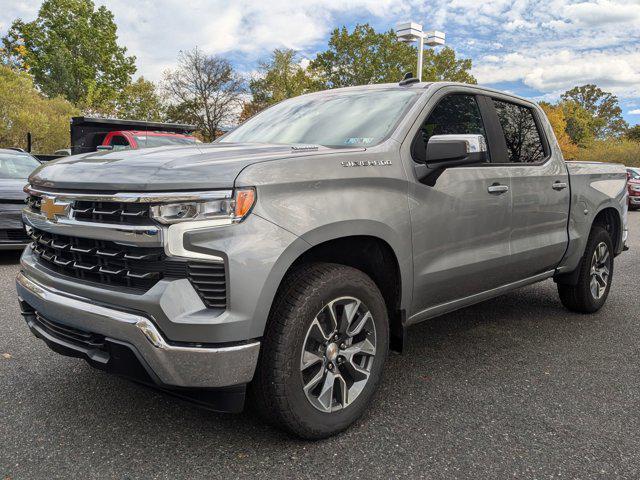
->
xmin=99 ymin=130 xmax=199 ymax=151
xmin=627 ymin=167 xmax=640 ymax=210
xmin=67 ymin=117 xmax=199 ymax=157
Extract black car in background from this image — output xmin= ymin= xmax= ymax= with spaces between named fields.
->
xmin=0 ymin=149 xmax=40 ymax=249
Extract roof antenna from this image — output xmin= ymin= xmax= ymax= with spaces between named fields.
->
xmin=399 ymin=72 xmax=419 ymax=86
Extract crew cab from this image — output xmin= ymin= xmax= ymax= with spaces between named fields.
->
xmin=16 ymin=82 xmax=628 ymax=439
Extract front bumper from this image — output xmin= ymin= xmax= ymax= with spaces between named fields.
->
xmin=16 ymin=272 xmax=260 ymax=389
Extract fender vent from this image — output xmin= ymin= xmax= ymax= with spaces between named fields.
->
xmin=187 ymin=262 xmax=227 ymax=309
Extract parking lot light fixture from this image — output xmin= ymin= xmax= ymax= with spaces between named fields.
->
xmin=396 ymin=22 xmax=446 ymax=82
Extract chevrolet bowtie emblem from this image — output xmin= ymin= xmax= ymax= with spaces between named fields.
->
xmin=40 ymin=196 xmax=71 ymax=221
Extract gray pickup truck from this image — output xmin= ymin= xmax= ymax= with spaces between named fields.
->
xmin=16 ymin=82 xmax=628 ymax=438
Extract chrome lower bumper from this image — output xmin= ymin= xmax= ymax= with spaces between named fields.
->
xmin=16 ymin=272 xmax=260 ymax=388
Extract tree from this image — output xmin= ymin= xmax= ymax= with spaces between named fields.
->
xmin=0 ymin=66 xmax=78 ymax=153
xmin=561 ymin=85 xmax=628 ymax=138
xmin=310 ymin=24 xmax=476 ymax=89
xmin=560 ymin=100 xmax=598 ymax=147
xmin=247 ymin=49 xmax=320 ymax=113
xmin=540 ymin=102 xmax=579 ymax=160
xmin=115 ymin=78 xmax=164 ymax=121
xmin=1 ymin=0 xmax=136 ymax=107
xmin=163 ymin=48 xmax=244 ymax=141
xmin=625 ymin=125 xmax=640 ymax=142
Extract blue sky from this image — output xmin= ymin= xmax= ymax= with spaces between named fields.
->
xmin=2 ymin=0 xmax=640 ymax=125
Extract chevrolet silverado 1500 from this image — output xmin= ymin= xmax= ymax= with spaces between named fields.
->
xmin=17 ymin=82 xmax=628 ymax=438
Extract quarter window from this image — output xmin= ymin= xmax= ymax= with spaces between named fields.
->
xmin=413 ymin=94 xmax=487 ymax=163
xmin=493 ymin=100 xmax=545 ymax=163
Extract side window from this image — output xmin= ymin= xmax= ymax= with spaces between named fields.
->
xmin=492 ymin=100 xmax=546 ymax=163
xmin=412 ymin=94 xmax=487 ymax=163
xmin=109 ymin=135 xmax=131 ymax=150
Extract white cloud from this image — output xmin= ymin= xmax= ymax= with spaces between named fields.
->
xmin=629 ymin=109 xmax=640 ymax=115
xmin=1 ymin=0 xmax=640 ymax=111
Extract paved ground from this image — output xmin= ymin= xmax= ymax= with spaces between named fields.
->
xmin=1 ymin=213 xmax=638 ymax=480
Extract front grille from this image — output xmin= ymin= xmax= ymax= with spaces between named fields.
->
xmin=26 ymin=195 xmax=41 ymax=213
xmin=26 ymin=189 xmax=228 ymax=308
xmin=0 ymin=228 xmax=29 ymax=243
xmin=29 ymin=228 xmax=185 ymax=290
xmin=27 ymin=195 xmax=151 ymax=225
xmin=73 ymin=200 xmax=151 ymax=225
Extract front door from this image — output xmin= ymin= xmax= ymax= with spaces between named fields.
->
xmin=405 ymin=91 xmax=514 ymax=316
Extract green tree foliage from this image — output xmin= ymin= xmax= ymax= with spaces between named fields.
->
xmin=310 ymin=24 xmax=476 ymax=89
xmin=625 ymin=125 xmax=640 ymax=142
xmin=247 ymin=49 xmax=320 ymax=111
xmin=561 ymin=85 xmax=628 ymax=139
xmin=0 ymin=66 xmax=78 ymax=153
xmin=83 ymin=77 xmax=165 ymax=121
xmin=163 ymin=48 xmax=245 ymax=141
xmin=1 ymin=0 xmax=136 ymax=108
xmin=560 ymin=100 xmax=598 ymax=147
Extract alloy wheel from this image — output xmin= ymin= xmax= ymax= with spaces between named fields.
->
xmin=300 ymin=297 xmax=377 ymax=413
xmin=590 ymin=241 xmax=610 ymax=300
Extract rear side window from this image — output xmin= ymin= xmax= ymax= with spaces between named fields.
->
xmin=413 ymin=94 xmax=487 ymax=163
xmin=493 ymin=100 xmax=546 ymax=163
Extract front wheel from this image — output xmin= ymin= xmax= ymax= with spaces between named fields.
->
xmin=250 ymin=263 xmax=389 ymax=439
xmin=558 ymin=225 xmax=614 ymax=313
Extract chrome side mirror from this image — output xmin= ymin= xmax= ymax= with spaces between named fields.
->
xmin=416 ymin=134 xmax=488 ymax=186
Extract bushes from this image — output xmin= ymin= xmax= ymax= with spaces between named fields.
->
xmin=577 ymin=139 xmax=640 ymax=168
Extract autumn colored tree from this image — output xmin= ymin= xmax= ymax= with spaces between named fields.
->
xmin=540 ymin=102 xmax=579 ymax=160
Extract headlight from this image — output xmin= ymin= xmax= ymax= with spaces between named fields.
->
xmin=631 ymin=185 xmax=640 ymax=192
xmin=150 ymin=188 xmax=255 ymax=224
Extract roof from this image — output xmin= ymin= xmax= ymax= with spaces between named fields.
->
xmin=301 ymin=81 xmax=541 ymax=106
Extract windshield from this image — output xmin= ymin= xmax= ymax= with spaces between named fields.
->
xmin=628 ymin=168 xmax=640 ymax=180
xmin=220 ymin=89 xmax=421 ymax=147
xmin=134 ymin=135 xmax=197 ymax=148
xmin=0 ymin=152 xmax=40 ymax=179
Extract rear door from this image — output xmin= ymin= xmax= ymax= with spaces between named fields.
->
xmin=486 ymin=96 xmax=570 ymax=281
xmin=404 ymin=88 xmax=514 ymax=315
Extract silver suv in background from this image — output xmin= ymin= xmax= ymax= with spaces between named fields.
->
xmin=17 ymin=82 xmax=628 ymax=438
xmin=0 ymin=149 xmax=40 ymax=249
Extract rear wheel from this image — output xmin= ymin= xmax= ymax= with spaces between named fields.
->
xmin=250 ymin=263 xmax=389 ymax=439
xmin=558 ymin=225 xmax=613 ymax=313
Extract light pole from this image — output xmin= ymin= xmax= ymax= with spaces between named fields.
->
xmin=396 ymin=22 xmax=445 ymax=81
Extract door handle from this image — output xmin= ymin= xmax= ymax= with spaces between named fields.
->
xmin=552 ymin=181 xmax=568 ymax=191
xmin=488 ymin=184 xmax=509 ymax=194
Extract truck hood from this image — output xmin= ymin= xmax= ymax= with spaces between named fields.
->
xmin=29 ymin=143 xmax=359 ymax=192
xmin=0 ymin=178 xmax=28 ymax=201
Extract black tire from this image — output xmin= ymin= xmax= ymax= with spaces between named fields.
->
xmin=250 ymin=262 xmax=389 ymax=439
xmin=557 ymin=225 xmax=614 ymax=313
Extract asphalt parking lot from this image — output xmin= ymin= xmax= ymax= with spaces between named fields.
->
xmin=1 ymin=212 xmax=639 ymax=480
